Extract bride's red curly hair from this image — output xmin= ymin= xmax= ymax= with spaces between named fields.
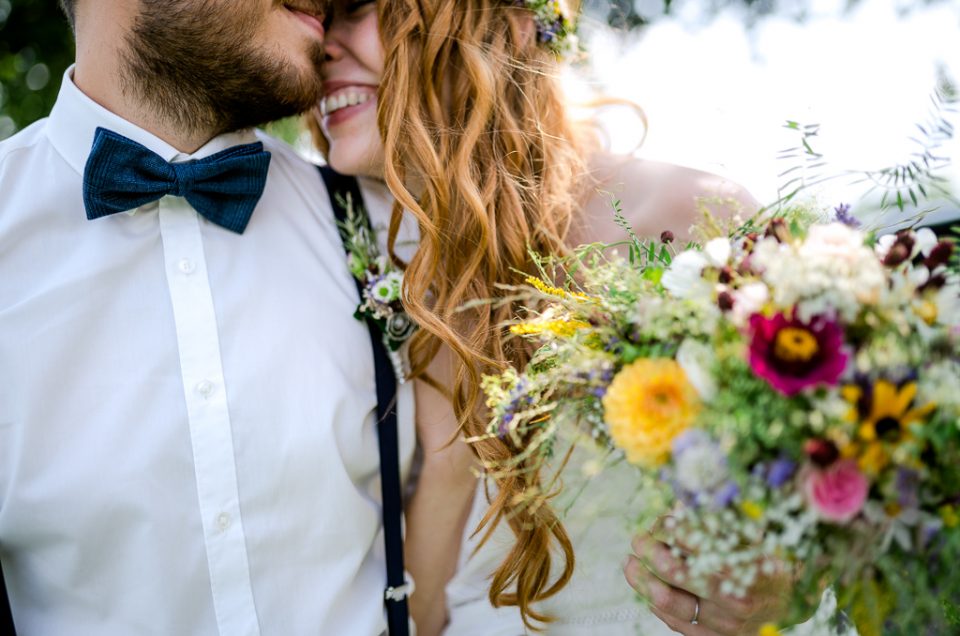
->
xmin=311 ymin=0 xmax=591 ymax=628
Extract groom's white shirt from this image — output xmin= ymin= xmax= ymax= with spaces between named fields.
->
xmin=0 ymin=68 xmax=414 ymax=635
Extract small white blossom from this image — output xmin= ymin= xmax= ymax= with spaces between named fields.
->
xmin=916 ymin=227 xmax=938 ymax=257
xmin=753 ymin=228 xmax=885 ymax=321
xmin=662 ymin=250 xmax=711 ymax=300
xmin=676 ymin=339 xmax=717 ymax=401
xmin=730 ymin=282 xmax=769 ymax=328
xmin=703 ymin=237 xmax=732 ymax=266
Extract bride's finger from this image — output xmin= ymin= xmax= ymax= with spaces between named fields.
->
xmin=625 ymin=556 xmax=697 ymax=620
xmin=628 ymin=561 xmax=736 ymax=635
xmin=625 ymin=555 xmax=747 ymax=635
xmin=631 ymin=535 xmax=695 ymax=591
xmin=648 ymin=605 xmax=724 ymax=636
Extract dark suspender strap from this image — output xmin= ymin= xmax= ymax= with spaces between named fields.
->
xmin=318 ymin=165 xmax=410 ymax=636
xmin=0 ymin=561 xmax=14 ymax=634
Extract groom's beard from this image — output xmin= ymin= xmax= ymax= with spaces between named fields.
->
xmin=121 ymin=0 xmax=325 ymax=138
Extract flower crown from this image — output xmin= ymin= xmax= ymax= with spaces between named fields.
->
xmin=512 ymin=0 xmax=579 ymax=57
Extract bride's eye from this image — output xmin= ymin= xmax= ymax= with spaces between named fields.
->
xmin=345 ymin=0 xmax=375 ymax=14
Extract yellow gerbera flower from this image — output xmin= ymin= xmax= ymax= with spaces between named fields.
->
xmin=602 ymin=358 xmax=700 ymax=467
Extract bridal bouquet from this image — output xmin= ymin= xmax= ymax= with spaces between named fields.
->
xmin=483 ymin=209 xmax=960 ymax=635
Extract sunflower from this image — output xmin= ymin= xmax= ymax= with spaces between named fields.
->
xmin=602 ymin=358 xmax=700 ymax=467
xmin=841 ymin=379 xmax=936 ymax=474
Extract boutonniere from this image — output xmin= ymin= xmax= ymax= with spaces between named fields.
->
xmin=337 ymin=193 xmax=418 ymax=356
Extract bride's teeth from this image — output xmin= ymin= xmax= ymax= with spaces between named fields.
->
xmin=322 ymin=90 xmax=374 ymax=116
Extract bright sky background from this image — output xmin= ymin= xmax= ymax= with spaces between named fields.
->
xmin=571 ymin=0 xmax=960 ymax=227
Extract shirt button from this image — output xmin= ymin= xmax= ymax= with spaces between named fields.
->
xmin=216 ymin=512 xmax=232 ymax=533
xmin=178 ymin=258 xmax=196 ymax=275
xmin=195 ymin=379 xmax=215 ymax=398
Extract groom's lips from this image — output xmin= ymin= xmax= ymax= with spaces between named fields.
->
xmin=284 ymin=3 xmax=326 ymax=38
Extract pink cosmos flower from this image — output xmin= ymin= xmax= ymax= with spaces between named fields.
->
xmin=803 ymin=460 xmax=869 ymax=524
xmin=748 ymin=312 xmax=848 ymax=396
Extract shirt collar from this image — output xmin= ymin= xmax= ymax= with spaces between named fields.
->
xmin=47 ymin=65 xmax=259 ymax=176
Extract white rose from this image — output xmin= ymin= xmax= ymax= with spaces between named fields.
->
xmin=800 ymin=222 xmax=867 ymax=263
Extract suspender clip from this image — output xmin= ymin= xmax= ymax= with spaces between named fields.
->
xmin=385 ymin=579 xmax=415 ymax=603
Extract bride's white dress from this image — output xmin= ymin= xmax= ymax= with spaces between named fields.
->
xmin=444 ymin=446 xmax=854 ymax=635
xmin=444 ymin=448 xmax=686 ymax=635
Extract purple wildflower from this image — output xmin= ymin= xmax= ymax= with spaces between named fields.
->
xmin=767 ymin=458 xmax=797 ymax=488
xmin=834 ymin=203 xmax=861 ymax=228
xmin=713 ymin=481 xmax=741 ymax=508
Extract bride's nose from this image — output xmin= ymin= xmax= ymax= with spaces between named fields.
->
xmin=321 ymin=17 xmax=348 ymax=62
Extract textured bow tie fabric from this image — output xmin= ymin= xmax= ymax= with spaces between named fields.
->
xmin=83 ymin=127 xmax=272 ymax=234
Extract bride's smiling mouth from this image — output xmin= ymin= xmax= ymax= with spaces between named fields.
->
xmin=320 ymin=83 xmax=378 ymax=125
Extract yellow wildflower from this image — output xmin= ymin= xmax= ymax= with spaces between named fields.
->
xmin=510 ymin=319 xmax=590 ymax=338
xmin=914 ymin=299 xmax=938 ymax=325
xmin=602 ymin=359 xmax=700 ymax=467
xmin=525 ymin=276 xmax=595 ymax=302
xmin=858 ymin=442 xmax=890 ymax=475
xmin=758 ymin=624 xmax=783 ymax=636
xmin=940 ymin=505 xmax=959 ymax=529
xmin=741 ymin=501 xmax=765 ymax=521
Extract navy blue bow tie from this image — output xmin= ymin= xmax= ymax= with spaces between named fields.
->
xmin=83 ymin=127 xmax=272 ymax=234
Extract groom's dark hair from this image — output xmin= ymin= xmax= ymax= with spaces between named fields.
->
xmin=58 ymin=0 xmax=76 ymax=30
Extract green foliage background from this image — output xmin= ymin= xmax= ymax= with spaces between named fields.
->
xmin=0 ymin=0 xmax=74 ymax=139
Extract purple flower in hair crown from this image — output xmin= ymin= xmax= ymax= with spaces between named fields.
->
xmin=511 ymin=0 xmax=579 ymax=56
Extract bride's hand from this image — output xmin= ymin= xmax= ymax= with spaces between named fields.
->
xmin=624 ymin=533 xmax=791 ymax=636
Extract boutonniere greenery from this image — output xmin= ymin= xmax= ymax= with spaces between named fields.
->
xmin=337 ymin=193 xmax=418 ymax=354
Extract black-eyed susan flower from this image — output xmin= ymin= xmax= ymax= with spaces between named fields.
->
xmin=841 ymin=379 xmax=936 ymax=474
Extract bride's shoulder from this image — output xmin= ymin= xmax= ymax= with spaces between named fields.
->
xmin=570 ymin=152 xmax=759 ymax=246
